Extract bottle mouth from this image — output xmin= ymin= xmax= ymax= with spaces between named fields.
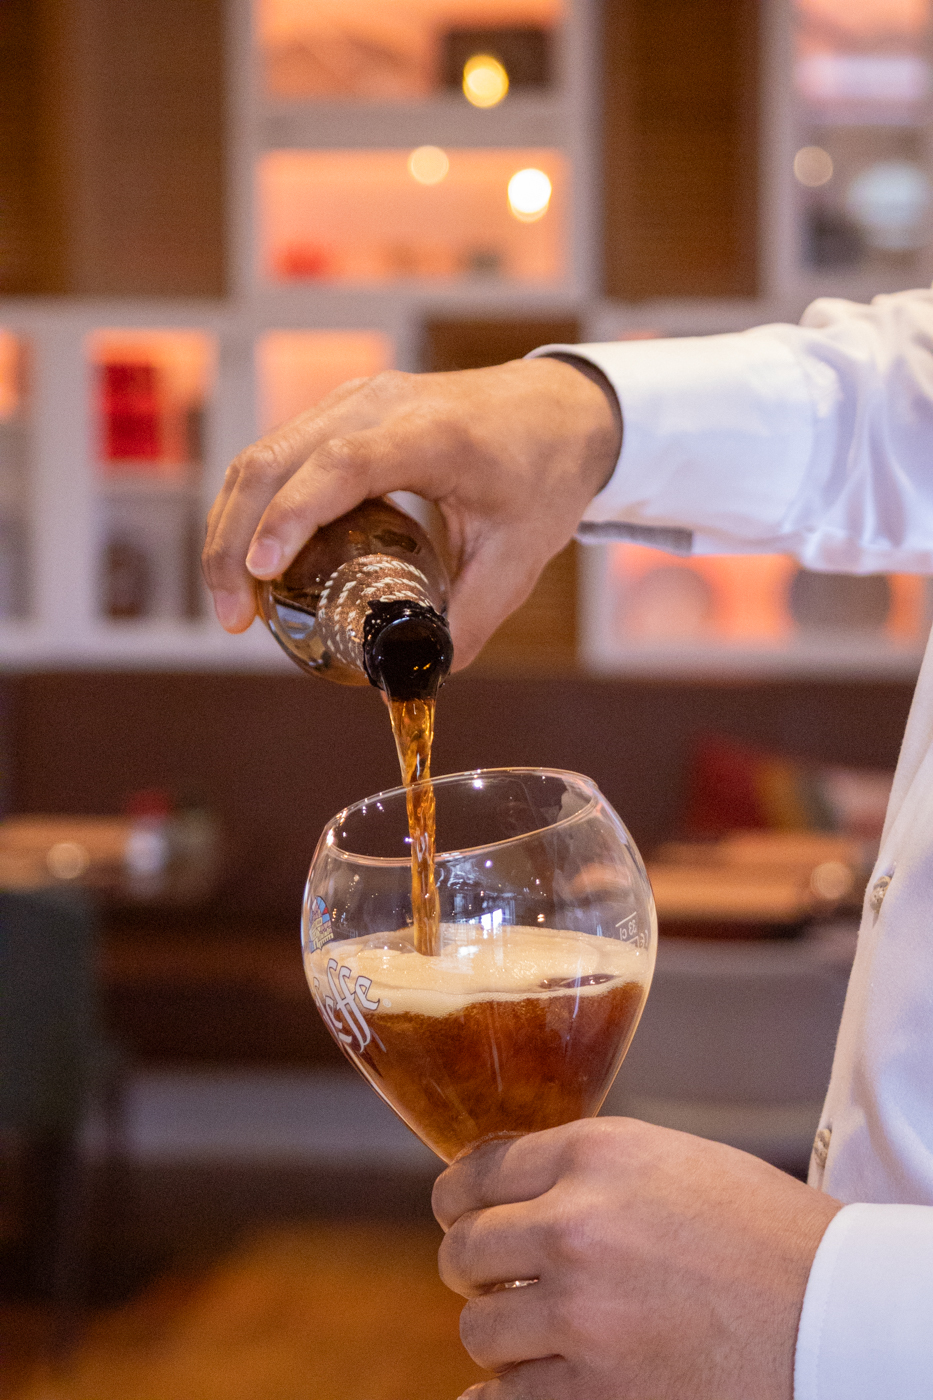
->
xmin=363 ymin=599 xmax=454 ymax=700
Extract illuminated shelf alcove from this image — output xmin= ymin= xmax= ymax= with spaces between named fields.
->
xmin=88 ymin=330 xmax=217 ymax=624
xmin=582 ymin=544 xmax=931 ymax=678
xmin=0 ymin=330 xmax=30 ymax=620
xmin=258 ymin=0 xmax=563 ymax=102
xmin=259 ymin=148 xmax=566 ymax=284
xmin=256 ymin=330 xmax=395 ymax=431
xmin=792 ymin=0 xmax=933 ymax=282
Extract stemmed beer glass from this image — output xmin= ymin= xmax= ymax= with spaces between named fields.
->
xmin=303 ymin=768 xmax=656 ymax=1164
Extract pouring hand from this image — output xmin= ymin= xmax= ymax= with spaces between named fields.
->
xmin=202 ymin=357 xmax=619 ymax=669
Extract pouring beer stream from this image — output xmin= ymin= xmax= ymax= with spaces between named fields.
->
xmin=255 ymin=497 xmax=453 ymax=957
xmin=389 ymin=697 xmax=441 ymax=956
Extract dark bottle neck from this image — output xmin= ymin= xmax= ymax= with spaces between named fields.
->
xmin=362 ymin=600 xmax=454 ymax=701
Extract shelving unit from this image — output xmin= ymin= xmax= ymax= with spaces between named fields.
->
xmin=234 ymin=0 xmax=589 ymax=300
xmin=258 ymin=146 xmax=567 ymax=285
xmin=761 ymin=0 xmax=933 ymax=308
xmin=256 ymin=0 xmax=562 ymax=104
xmin=0 ymin=304 xmax=264 ymax=669
xmin=90 ymin=329 xmax=215 ymax=623
xmin=0 ymin=0 xmax=931 ymax=677
xmin=585 ymin=0 xmax=933 ymax=679
xmin=256 ymin=329 xmax=394 ymax=431
xmin=580 ymin=544 xmax=931 ymax=680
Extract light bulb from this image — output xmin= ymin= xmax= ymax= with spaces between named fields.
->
xmin=46 ymin=841 xmax=90 ymax=880
xmin=508 ymin=168 xmax=552 ymax=222
xmin=463 ymin=54 xmax=509 ymax=108
xmin=794 ymin=146 xmax=834 ymax=188
xmin=408 ymin=145 xmax=450 ymax=185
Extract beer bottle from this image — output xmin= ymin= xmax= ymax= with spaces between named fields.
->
xmin=255 ymin=498 xmax=454 ymax=702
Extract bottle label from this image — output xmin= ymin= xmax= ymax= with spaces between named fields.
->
xmin=315 ymin=554 xmax=436 ymax=672
xmin=312 ymin=958 xmax=381 ymax=1052
xmin=306 ymin=895 xmax=334 ymax=951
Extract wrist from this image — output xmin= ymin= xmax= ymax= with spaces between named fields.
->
xmin=531 ymin=352 xmax=623 ymax=499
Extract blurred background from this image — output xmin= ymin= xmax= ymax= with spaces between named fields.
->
xmin=1 ymin=0 xmax=930 ymax=1394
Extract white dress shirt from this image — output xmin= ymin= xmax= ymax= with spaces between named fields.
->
xmin=532 ymin=288 xmax=933 ymax=1399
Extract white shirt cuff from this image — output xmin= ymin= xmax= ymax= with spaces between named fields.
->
xmin=795 ymin=1203 xmax=933 ymax=1400
xmin=530 ymin=334 xmax=817 ymax=550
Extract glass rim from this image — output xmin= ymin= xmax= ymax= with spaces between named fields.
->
xmin=321 ymin=766 xmax=605 ymax=865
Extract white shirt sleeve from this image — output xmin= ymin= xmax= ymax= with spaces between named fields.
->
xmin=531 ymin=288 xmax=933 ymax=572
xmin=795 ymin=1204 xmax=933 ymax=1399
xmin=533 ymin=295 xmax=933 ymax=1397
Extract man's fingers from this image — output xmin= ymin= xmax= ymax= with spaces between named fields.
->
xmin=202 ymin=444 xmax=299 ymax=626
xmin=438 ymin=1200 xmax=544 ymax=1298
xmin=202 ymin=476 xmax=253 ymax=630
xmin=243 ymin=434 xmax=380 ymax=579
xmin=205 ymin=386 xmax=367 ymax=569
xmin=203 ymin=373 xmax=415 ymax=618
xmin=433 ymin=1133 xmax=563 ymax=1232
xmin=456 ymin=1356 xmax=570 ymax=1400
xmin=456 ymin=1285 xmax=557 ymax=1374
xmin=244 ymin=422 xmax=450 ymax=580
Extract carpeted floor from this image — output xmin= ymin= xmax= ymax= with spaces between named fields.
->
xmin=6 ymin=1224 xmax=487 ymax=1400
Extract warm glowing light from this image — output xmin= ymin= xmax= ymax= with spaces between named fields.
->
xmin=508 ymin=167 xmax=552 ymax=221
xmin=794 ymin=146 xmax=834 ymax=187
xmin=407 ymin=145 xmax=450 ymax=185
xmin=811 ymin=860 xmax=854 ymax=901
xmin=463 ymin=54 xmax=509 ymax=108
xmin=261 ymin=148 xmax=567 ymax=286
xmin=0 ymin=331 xmax=20 ymax=420
xmin=795 ymin=0 xmax=928 ymax=43
xmin=257 ymin=330 xmax=393 ymax=432
xmin=46 ymin=841 xmax=90 ymax=881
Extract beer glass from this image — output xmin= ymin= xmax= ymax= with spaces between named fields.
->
xmin=303 ymin=768 xmax=656 ymax=1164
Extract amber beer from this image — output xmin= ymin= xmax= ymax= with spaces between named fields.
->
xmin=305 ymin=925 xmax=649 ymax=1163
xmin=389 ymin=696 xmax=440 ymax=955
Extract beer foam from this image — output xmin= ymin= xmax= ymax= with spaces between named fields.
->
xmin=305 ymin=924 xmax=650 ymax=1018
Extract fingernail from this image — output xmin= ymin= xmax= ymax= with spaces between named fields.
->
xmin=213 ymin=591 xmax=242 ymax=630
xmin=246 ymin=537 xmax=282 ymax=576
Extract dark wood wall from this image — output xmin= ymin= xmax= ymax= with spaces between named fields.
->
xmin=0 ymin=0 xmax=226 ymax=296
xmin=602 ymin=0 xmax=760 ymax=298
xmin=0 ymin=0 xmax=62 ymax=293
xmin=1 ymin=670 xmax=913 ymax=926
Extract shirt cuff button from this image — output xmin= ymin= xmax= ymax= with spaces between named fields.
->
xmin=812 ymin=1126 xmax=832 ymax=1169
